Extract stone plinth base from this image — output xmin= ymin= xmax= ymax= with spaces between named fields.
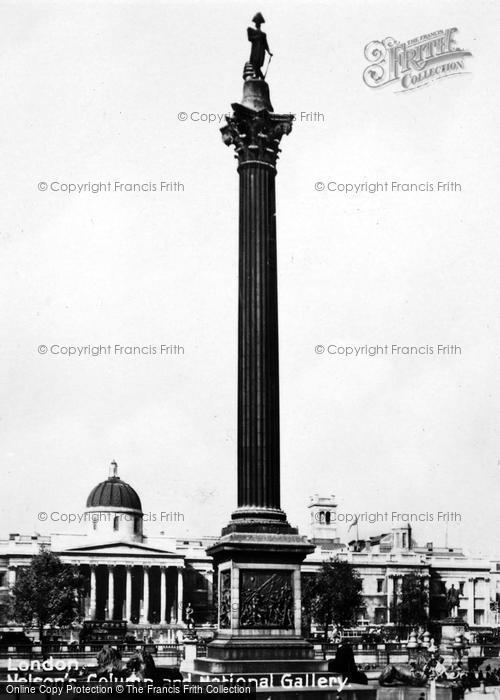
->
xmin=438 ymin=618 xmax=467 ymax=660
xmin=257 ymin=688 xmax=375 ymax=700
xmin=179 ymin=638 xmax=197 ymax=675
xmin=201 ymin=526 xmax=317 ymax=676
xmin=193 ymin=658 xmax=329 ymax=675
xmin=189 ymin=668 xmax=373 ymax=697
xmin=378 ymin=685 xmax=461 ymax=700
xmin=439 ymin=618 xmax=466 ymax=641
xmin=194 ymin=635 xmax=326 ymax=675
xmin=205 ymin=636 xmax=315 ymax=661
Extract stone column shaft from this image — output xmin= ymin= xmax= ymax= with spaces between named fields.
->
xmin=141 ymin=567 xmax=150 ymax=624
xmin=177 ymin=568 xmax=184 ymax=624
xmin=387 ymin=575 xmax=394 ymax=623
xmin=107 ymin=566 xmax=115 ymax=620
xmin=238 ymin=163 xmax=280 ymax=512
xmin=125 ymin=566 xmax=132 ymax=622
xmin=160 ymin=567 xmax=167 ymax=624
xmin=468 ymin=578 xmax=475 ymax=625
xmin=90 ymin=566 xmax=97 ymax=620
xmin=206 ymin=570 xmax=214 ymax=606
xmin=221 ymin=98 xmax=293 ymax=525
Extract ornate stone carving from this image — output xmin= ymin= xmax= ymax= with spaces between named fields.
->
xmin=239 ymin=570 xmax=294 ymax=628
xmin=221 ymin=104 xmax=293 ymax=169
xmin=219 ymin=570 xmax=231 ymax=629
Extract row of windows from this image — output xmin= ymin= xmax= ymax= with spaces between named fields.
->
xmin=92 ymin=516 xmax=141 ymax=534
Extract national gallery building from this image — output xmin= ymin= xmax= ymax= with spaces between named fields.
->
xmin=0 ymin=465 xmax=498 ymax=636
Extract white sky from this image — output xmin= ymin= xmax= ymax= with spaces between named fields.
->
xmin=1 ymin=0 xmax=499 ymax=557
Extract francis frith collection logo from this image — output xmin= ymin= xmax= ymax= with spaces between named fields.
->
xmin=363 ymin=28 xmax=472 ymax=91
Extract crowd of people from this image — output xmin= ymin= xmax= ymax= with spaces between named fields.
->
xmin=426 ymin=660 xmax=500 ymax=691
xmin=328 ymin=639 xmax=500 ymax=692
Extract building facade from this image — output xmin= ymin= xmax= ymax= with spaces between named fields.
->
xmin=0 ymin=472 xmax=497 ymax=636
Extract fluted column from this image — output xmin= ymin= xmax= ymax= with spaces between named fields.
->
xmin=89 ymin=565 xmax=97 ymax=620
xmin=238 ymin=162 xmax=280 ymax=512
xmin=8 ymin=566 xmax=17 ymax=590
xmin=141 ymin=566 xmax=150 ymax=624
xmin=160 ymin=567 xmax=167 ymax=624
xmin=206 ymin=570 xmax=213 ymax=607
xmin=125 ymin=566 xmax=132 ymax=622
xmin=467 ymin=578 xmax=475 ymax=625
xmin=107 ymin=565 xmax=115 ymax=620
xmin=221 ymin=97 xmax=293 ymax=524
xmin=423 ymin=576 xmax=430 ymax=618
xmin=387 ymin=575 xmax=394 ymax=623
xmin=177 ymin=567 xmax=184 ymax=624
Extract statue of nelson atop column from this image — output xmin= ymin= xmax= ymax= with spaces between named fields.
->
xmin=247 ymin=12 xmax=273 ymax=79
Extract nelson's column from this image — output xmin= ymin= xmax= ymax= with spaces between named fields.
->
xmin=193 ymin=14 xmax=327 ymax=676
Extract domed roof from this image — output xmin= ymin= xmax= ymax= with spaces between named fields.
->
xmin=86 ymin=461 xmax=142 ymax=511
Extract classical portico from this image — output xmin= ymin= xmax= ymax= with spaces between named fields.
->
xmin=65 ymin=554 xmax=185 ymax=625
xmin=61 ymin=462 xmax=186 ymax=627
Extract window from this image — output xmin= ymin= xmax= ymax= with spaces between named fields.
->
xmin=325 ymin=511 xmax=331 ymax=525
xmin=377 ymin=579 xmax=384 ymax=593
xmin=475 ymin=580 xmax=485 ymax=597
xmin=134 ymin=517 xmax=140 ymax=535
xmin=113 ymin=516 xmax=119 ymax=532
xmin=459 ymin=581 xmax=465 ymax=595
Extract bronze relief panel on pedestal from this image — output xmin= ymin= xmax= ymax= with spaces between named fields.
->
xmin=239 ymin=570 xmax=294 ymax=628
xmin=219 ymin=569 xmax=231 ymax=628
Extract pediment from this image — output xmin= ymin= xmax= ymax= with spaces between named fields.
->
xmin=60 ymin=540 xmax=182 ymax=558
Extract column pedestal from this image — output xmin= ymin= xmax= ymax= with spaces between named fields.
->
xmin=195 ymin=536 xmax=323 ymax=676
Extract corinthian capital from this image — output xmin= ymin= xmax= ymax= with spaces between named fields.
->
xmin=221 ymin=103 xmax=293 ymax=170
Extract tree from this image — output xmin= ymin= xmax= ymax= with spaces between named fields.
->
xmin=12 ymin=548 xmax=84 ymax=645
xmin=303 ymin=559 xmax=363 ymax=653
xmin=392 ymin=573 xmax=429 ymax=628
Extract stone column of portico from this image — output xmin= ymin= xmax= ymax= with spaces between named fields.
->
xmin=89 ymin=565 xmax=97 ymax=620
xmin=8 ymin=566 xmax=17 ymax=590
xmin=160 ymin=567 xmax=167 ymax=625
xmin=423 ymin=575 xmax=430 ymax=618
xmin=107 ymin=565 xmax=115 ymax=621
xmin=484 ymin=578 xmax=491 ymax=625
xmin=467 ymin=578 xmax=475 ymax=625
xmin=176 ymin=567 xmax=184 ymax=624
xmin=387 ymin=575 xmax=394 ymax=622
xmin=206 ymin=570 xmax=213 ymax=608
xmin=141 ymin=566 xmax=150 ymax=624
xmin=125 ymin=566 xmax=132 ymax=622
